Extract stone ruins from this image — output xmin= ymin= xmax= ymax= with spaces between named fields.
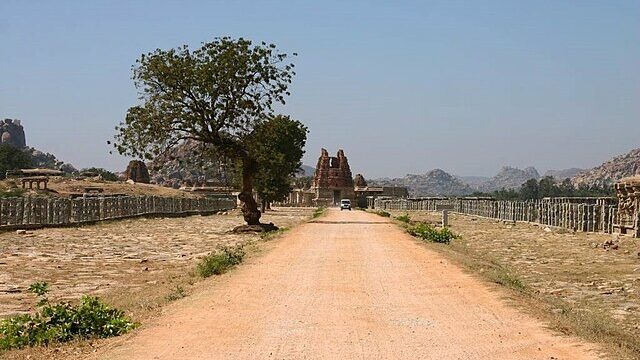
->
xmin=615 ymin=176 xmax=640 ymax=237
xmin=311 ymin=149 xmax=356 ymax=206
xmin=281 ymin=149 xmax=408 ymax=207
xmin=124 ymin=160 xmax=151 ymax=184
xmin=0 ymin=119 xmax=26 ymax=148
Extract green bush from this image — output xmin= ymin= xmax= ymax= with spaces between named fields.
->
xmin=0 ymin=188 xmax=26 ymax=198
xmin=375 ymin=210 xmax=391 ymax=217
xmin=312 ymin=207 xmax=326 ymax=219
xmin=0 ymin=282 xmax=137 ymax=350
xmin=165 ymin=285 xmax=186 ymax=302
xmin=80 ymin=167 xmax=119 ymax=182
xmin=197 ymin=245 xmax=246 ymax=278
xmin=407 ymin=223 xmax=459 ymax=244
xmin=395 ymin=214 xmax=411 ymax=223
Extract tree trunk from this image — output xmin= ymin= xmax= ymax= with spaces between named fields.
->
xmin=238 ymin=158 xmax=261 ymax=225
xmin=261 ymin=199 xmax=267 ymax=213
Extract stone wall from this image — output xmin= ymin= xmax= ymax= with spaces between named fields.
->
xmin=374 ymin=197 xmax=626 ymax=236
xmin=0 ymin=195 xmax=236 ymax=229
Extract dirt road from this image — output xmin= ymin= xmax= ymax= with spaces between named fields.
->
xmin=96 ymin=209 xmax=598 ymax=359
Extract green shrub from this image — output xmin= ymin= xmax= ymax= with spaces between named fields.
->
xmin=197 ymin=245 xmax=246 ymax=278
xmin=395 ymin=214 xmax=411 ymax=223
xmin=0 ymin=282 xmax=137 ymax=350
xmin=165 ymin=285 xmax=186 ymax=302
xmin=0 ymin=188 xmax=26 ymax=198
xmin=407 ymin=223 xmax=459 ymax=244
xmin=375 ymin=210 xmax=391 ymax=217
xmin=80 ymin=167 xmax=119 ymax=182
xmin=312 ymin=207 xmax=326 ymax=219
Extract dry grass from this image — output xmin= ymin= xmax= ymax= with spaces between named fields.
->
xmin=0 ymin=177 xmax=202 ymax=198
xmin=0 ymin=207 xmax=315 ymax=359
xmin=389 ymin=210 xmax=640 ymax=359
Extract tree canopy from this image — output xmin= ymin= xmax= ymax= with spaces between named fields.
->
xmin=250 ymin=115 xmax=308 ymax=211
xmin=113 ymin=37 xmax=299 ymax=226
xmin=472 ymin=176 xmax=614 ymax=200
xmin=0 ymin=144 xmax=32 ymax=180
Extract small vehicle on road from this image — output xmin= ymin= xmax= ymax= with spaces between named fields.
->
xmin=340 ymin=199 xmax=351 ymax=211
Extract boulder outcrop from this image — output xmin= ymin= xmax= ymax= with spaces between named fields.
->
xmin=124 ymin=160 xmax=150 ymax=183
xmin=0 ymin=119 xmax=26 ymax=148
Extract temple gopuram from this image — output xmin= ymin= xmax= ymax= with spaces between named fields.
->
xmin=282 ymin=149 xmax=408 ymax=207
xmin=311 ymin=149 xmax=356 ymax=206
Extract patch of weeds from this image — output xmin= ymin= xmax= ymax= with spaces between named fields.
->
xmin=374 ymin=210 xmax=391 ymax=217
xmin=165 ymin=285 xmax=186 ymax=302
xmin=261 ymin=226 xmax=290 ymax=240
xmin=0 ymin=282 xmax=137 ymax=350
xmin=395 ymin=214 xmax=411 ymax=223
xmin=486 ymin=266 xmax=527 ymax=292
xmin=0 ymin=188 xmax=26 ymax=198
xmin=407 ymin=223 xmax=459 ymax=244
xmin=312 ymin=207 xmax=326 ymax=219
xmin=196 ymin=245 xmax=246 ymax=278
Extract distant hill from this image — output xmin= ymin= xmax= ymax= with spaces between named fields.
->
xmin=544 ymin=168 xmax=583 ymax=181
xmin=147 ymin=140 xmax=232 ymax=188
xmin=371 ymin=169 xmax=473 ymax=196
xmin=456 ymin=175 xmax=490 ymax=188
xmin=571 ymin=148 xmax=640 ymax=187
xmin=298 ymin=165 xmax=315 ymax=177
xmin=478 ymin=166 xmax=540 ymax=192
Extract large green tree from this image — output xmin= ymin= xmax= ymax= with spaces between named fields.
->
xmin=112 ymin=37 xmax=297 ymax=225
xmin=250 ymin=115 xmax=308 ymax=212
xmin=0 ymin=144 xmax=32 ymax=179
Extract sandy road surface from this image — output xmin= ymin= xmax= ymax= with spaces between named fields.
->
xmin=95 ymin=209 xmax=598 ymax=360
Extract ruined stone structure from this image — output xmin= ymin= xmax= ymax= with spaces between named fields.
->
xmin=311 ymin=149 xmax=355 ymax=206
xmin=124 ymin=160 xmax=151 ymax=184
xmin=354 ymin=173 xmax=367 ymax=187
xmin=0 ymin=119 xmax=26 ymax=148
xmin=615 ymin=176 xmax=640 ymax=237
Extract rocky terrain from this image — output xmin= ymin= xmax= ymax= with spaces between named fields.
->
xmin=299 ymin=164 xmax=315 ymax=177
xmin=373 ymin=166 xmax=543 ymax=196
xmin=478 ymin=166 xmax=540 ymax=192
xmin=372 ymin=169 xmax=473 ymax=196
xmin=1 ymin=118 xmax=77 ymax=173
xmin=571 ymin=148 xmax=640 ymax=187
xmin=544 ymin=168 xmax=584 ymax=181
xmin=146 ymin=140 xmax=234 ymax=188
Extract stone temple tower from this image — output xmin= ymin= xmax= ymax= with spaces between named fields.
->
xmin=311 ymin=148 xmax=355 ymax=206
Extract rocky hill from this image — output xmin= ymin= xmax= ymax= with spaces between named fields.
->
xmin=571 ymin=148 xmax=640 ymax=187
xmin=372 ymin=169 xmax=473 ymax=196
xmin=1 ymin=118 xmax=77 ymax=173
xmin=478 ymin=166 xmax=540 ymax=192
xmin=298 ymin=165 xmax=315 ymax=177
xmin=544 ymin=168 xmax=584 ymax=181
xmin=146 ymin=140 xmax=234 ymax=188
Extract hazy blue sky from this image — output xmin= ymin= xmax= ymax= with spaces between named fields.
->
xmin=1 ymin=0 xmax=638 ymax=178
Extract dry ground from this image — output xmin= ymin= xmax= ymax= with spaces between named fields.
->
xmin=387 ymin=210 xmax=640 ymax=358
xmin=0 ymin=177 xmax=199 ymax=198
xmin=81 ymin=209 xmax=599 ymax=360
xmin=0 ymin=207 xmax=314 ymax=360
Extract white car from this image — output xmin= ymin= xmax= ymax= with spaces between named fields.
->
xmin=340 ymin=199 xmax=351 ymax=211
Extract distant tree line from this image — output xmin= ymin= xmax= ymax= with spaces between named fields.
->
xmin=471 ymin=176 xmax=615 ymax=201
